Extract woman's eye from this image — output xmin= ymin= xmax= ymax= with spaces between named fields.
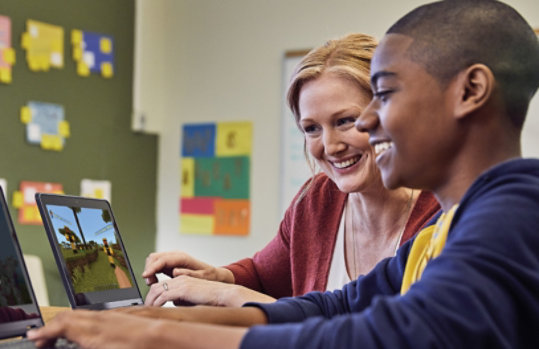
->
xmin=302 ymin=125 xmax=318 ymax=134
xmin=336 ymin=117 xmax=356 ymax=126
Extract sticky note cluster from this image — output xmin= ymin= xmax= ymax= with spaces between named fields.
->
xmin=0 ymin=15 xmax=16 ymax=84
xmin=21 ymin=19 xmax=64 ymax=72
xmin=72 ymin=30 xmax=114 ymax=78
xmin=20 ymin=101 xmax=70 ymax=151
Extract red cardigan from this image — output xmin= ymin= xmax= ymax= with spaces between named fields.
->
xmin=226 ymin=174 xmax=440 ymax=299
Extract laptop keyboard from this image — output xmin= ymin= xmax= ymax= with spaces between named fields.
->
xmin=0 ymin=338 xmax=78 ymax=349
xmin=0 ymin=338 xmax=37 ymax=349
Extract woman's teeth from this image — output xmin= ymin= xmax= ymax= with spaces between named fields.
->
xmin=374 ymin=142 xmax=392 ymax=156
xmin=334 ymin=156 xmax=360 ymax=169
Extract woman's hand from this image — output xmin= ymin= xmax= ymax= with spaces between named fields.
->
xmin=144 ymin=275 xmax=276 ymax=307
xmin=142 ymin=251 xmax=234 ymax=286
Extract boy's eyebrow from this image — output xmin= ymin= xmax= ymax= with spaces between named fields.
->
xmin=371 ymin=71 xmax=396 ymax=88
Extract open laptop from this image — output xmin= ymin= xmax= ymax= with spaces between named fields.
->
xmin=35 ymin=193 xmax=143 ymax=310
xmin=0 ymin=187 xmax=71 ymax=348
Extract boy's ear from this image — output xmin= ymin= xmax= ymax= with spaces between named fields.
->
xmin=452 ymin=64 xmax=495 ymax=119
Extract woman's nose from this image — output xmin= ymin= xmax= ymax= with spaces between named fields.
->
xmin=323 ymin=130 xmax=346 ymax=155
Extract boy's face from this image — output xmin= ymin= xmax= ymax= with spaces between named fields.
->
xmin=357 ymin=33 xmax=459 ymax=191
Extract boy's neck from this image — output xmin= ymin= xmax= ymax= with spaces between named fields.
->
xmin=433 ymin=136 xmax=521 ymax=212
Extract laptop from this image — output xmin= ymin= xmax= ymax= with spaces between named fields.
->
xmin=0 ymin=187 xmax=66 ymax=348
xmin=35 ymin=193 xmax=143 ymax=310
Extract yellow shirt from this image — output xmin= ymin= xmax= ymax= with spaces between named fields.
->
xmin=401 ymin=204 xmax=459 ymax=294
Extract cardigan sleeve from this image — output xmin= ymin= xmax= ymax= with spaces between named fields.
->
xmin=224 ymin=178 xmax=314 ymax=298
xmin=400 ymin=190 xmax=440 ymax=246
xmin=225 ymin=216 xmax=293 ymax=298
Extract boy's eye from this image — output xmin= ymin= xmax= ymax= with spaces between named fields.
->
xmin=374 ymin=90 xmax=393 ymax=102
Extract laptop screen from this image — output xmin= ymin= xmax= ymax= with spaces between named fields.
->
xmin=0 ymin=188 xmax=43 ymax=339
xmin=36 ymin=194 xmax=142 ymax=309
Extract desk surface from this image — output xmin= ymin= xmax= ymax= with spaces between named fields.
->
xmin=40 ymin=306 xmax=70 ymax=323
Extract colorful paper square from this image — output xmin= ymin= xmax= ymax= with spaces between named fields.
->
xmin=71 ymin=30 xmax=114 ymax=78
xmin=22 ymin=19 xmax=64 ymax=71
xmin=0 ymin=15 xmax=15 ymax=84
xmin=181 ymin=124 xmax=216 ymax=157
xmin=22 ymin=101 xmax=70 ymax=151
xmin=16 ymin=181 xmax=64 ymax=225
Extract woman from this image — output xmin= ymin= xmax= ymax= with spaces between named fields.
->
xmin=142 ymin=33 xmax=440 ymax=307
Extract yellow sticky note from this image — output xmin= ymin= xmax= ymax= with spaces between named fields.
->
xmin=215 ymin=122 xmax=253 ymax=156
xmin=40 ymin=134 xmax=54 ymax=150
xmin=23 ymin=207 xmax=35 ymax=221
xmin=32 ymin=206 xmax=41 ymax=221
xmin=39 ymin=57 xmax=51 ymax=71
xmin=52 ymin=136 xmax=63 ymax=151
xmin=0 ymin=68 xmax=11 ymax=84
xmin=100 ymin=38 xmax=112 ymax=54
xmin=58 ymin=121 xmax=70 ymax=137
xmin=101 ymin=62 xmax=113 ymax=78
xmin=73 ymin=47 xmax=83 ymax=61
xmin=3 ymin=48 xmax=16 ymax=65
xmin=93 ymin=188 xmax=104 ymax=199
xmin=51 ymin=39 xmax=62 ymax=53
xmin=181 ymin=158 xmax=195 ymax=198
xmin=21 ymin=33 xmax=30 ymax=49
xmin=20 ymin=107 xmax=32 ymax=124
xmin=71 ymin=29 xmax=83 ymax=45
xmin=12 ymin=191 xmax=23 ymax=208
xmin=77 ymin=62 xmax=90 ymax=77
xmin=28 ymin=58 xmax=40 ymax=72
xmin=180 ymin=214 xmax=214 ymax=235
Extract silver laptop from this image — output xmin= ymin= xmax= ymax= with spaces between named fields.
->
xmin=35 ymin=193 xmax=143 ymax=310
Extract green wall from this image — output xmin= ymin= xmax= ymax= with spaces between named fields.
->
xmin=0 ymin=0 xmax=157 ymax=306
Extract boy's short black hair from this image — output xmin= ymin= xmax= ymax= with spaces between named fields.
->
xmin=387 ymin=0 xmax=539 ymax=129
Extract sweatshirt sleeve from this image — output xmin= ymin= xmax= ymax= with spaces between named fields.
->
xmin=240 ymin=172 xmax=539 ymax=349
xmin=240 ymin=242 xmax=409 ymax=348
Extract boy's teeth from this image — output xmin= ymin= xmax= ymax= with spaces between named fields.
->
xmin=334 ymin=156 xmax=360 ymax=169
xmin=374 ymin=142 xmax=392 ymax=155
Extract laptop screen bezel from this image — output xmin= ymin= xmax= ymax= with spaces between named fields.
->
xmin=35 ymin=193 xmax=143 ymax=309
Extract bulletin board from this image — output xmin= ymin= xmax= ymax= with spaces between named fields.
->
xmin=279 ymin=50 xmax=312 ymax=217
xmin=0 ymin=0 xmax=157 ymax=306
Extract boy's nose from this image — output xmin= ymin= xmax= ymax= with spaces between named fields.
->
xmin=355 ymin=104 xmax=379 ymax=133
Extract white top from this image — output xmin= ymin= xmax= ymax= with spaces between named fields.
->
xmin=326 ymin=209 xmax=351 ymax=291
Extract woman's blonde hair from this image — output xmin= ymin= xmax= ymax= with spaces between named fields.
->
xmin=287 ymin=33 xmax=377 ymax=123
xmin=286 ymin=33 xmax=378 ymax=180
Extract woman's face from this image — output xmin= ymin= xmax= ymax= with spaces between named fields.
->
xmin=298 ymin=73 xmax=379 ymax=193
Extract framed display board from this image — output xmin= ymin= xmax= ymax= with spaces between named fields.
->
xmin=279 ymin=50 xmax=312 ymax=216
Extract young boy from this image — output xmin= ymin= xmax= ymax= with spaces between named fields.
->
xmin=28 ymin=1 xmax=539 ymax=348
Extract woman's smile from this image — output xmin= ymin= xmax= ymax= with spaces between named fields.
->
xmin=332 ymin=155 xmax=362 ymax=169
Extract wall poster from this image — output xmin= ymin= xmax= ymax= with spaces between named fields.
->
xmin=180 ymin=121 xmax=251 ymax=236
